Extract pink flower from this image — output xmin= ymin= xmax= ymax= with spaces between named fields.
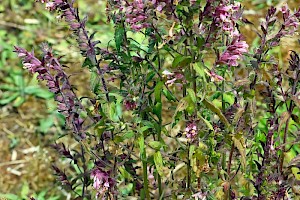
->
xmin=184 ymin=121 xmax=198 ymax=141
xmin=90 ymin=168 xmax=115 ymax=199
xmin=214 ymin=2 xmax=241 ymax=34
xmin=123 ymin=0 xmax=150 ymax=31
xmin=206 ymin=70 xmax=224 ymax=82
xmin=192 ymin=191 xmax=207 ymax=200
xmin=163 ymin=70 xmax=185 ymax=86
xmin=124 ymin=99 xmax=137 ymax=110
xmin=218 ymin=37 xmax=248 ymax=66
xmin=14 ymin=45 xmax=85 ymax=138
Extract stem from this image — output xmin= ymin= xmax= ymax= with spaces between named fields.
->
xmin=156 ymin=41 xmax=163 ymax=198
xmin=279 ymin=74 xmax=298 ymax=173
xmin=80 ymin=144 xmax=86 ymax=198
xmin=187 ymin=142 xmax=191 ymax=189
xmin=221 ymin=71 xmax=226 ymax=113
xmin=225 ymin=143 xmax=234 ymax=200
xmin=227 ymin=143 xmax=234 ymax=177
xmin=279 ymin=115 xmax=290 ymax=173
xmin=142 ymin=145 xmax=151 ymax=200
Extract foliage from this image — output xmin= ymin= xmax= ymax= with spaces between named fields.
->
xmin=12 ymin=0 xmax=300 ymax=199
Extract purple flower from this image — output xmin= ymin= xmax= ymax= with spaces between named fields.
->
xmin=163 ymin=70 xmax=185 ymax=87
xmin=213 ymin=2 xmax=241 ymax=34
xmin=218 ymin=36 xmax=248 ymax=66
xmin=90 ymin=168 xmax=115 ymax=199
xmin=206 ymin=70 xmax=224 ymax=82
xmin=263 ymin=5 xmax=300 ymax=49
xmin=37 ymin=0 xmax=99 ymax=61
xmin=147 ymin=167 xmax=156 ymax=188
xmin=151 ymin=0 xmax=173 ymax=13
xmin=280 ymin=4 xmax=300 ymax=35
xmin=52 ymin=165 xmax=72 ymax=189
xmin=192 ymin=191 xmax=208 ymax=200
xmin=123 ymin=0 xmax=150 ymax=31
xmin=184 ymin=121 xmax=198 ymax=141
xmin=14 ymin=47 xmax=43 ymax=73
xmin=14 ymin=45 xmax=85 ymax=138
xmin=123 ymin=98 xmax=137 ymax=110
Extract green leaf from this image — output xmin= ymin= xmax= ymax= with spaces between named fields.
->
xmin=232 ymin=133 xmax=246 ymax=169
xmin=174 ymin=98 xmax=188 ymax=114
xmin=108 ymin=102 xmax=120 ymax=122
xmin=288 ymin=154 xmax=300 ymax=168
xmin=198 ymin=114 xmax=213 ymax=131
xmin=37 ymin=190 xmax=48 ymax=199
xmin=278 ymin=111 xmax=290 ymax=133
xmin=196 ymin=36 xmax=205 ymax=48
xmin=153 ymin=102 xmax=162 ymax=119
xmin=172 ymin=55 xmax=192 ymax=68
xmin=39 ymin=116 xmax=54 ymax=133
xmin=186 ymin=95 xmax=195 ymax=115
xmin=0 ymin=193 xmax=19 ymax=200
xmin=202 ymin=98 xmax=229 ymax=128
xmin=187 ymin=88 xmax=196 ymax=103
xmin=13 ymin=96 xmax=25 ymax=107
xmin=120 ymin=183 xmax=134 ymax=196
xmin=140 ymin=126 xmax=151 ymax=133
xmin=154 ymin=81 xmax=163 ymax=103
xmin=0 ymin=84 xmax=19 ymax=91
xmin=192 ymin=63 xmax=205 ymax=78
xmin=13 ymin=73 xmax=24 ymax=88
xmin=163 ymin=89 xmax=176 ymax=101
xmin=138 ymin=135 xmax=145 ymax=160
xmin=141 ymin=120 xmax=155 ymax=128
xmin=24 ymin=86 xmax=53 ymax=99
xmin=114 ymin=136 xmax=123 ymax=143
xmin=0 ymin=92 xmax=19 ymax=105
xmin=115 ymin=24 xmax=124 ymax=52
xmin=189 ymin=145 xmax=196 ymax=160
xmin=149 ymin=141 xmax=163 ymax=150
xmin=154 ymin=151 xmax=164 ymax=176
xmin=146 ymin=71 xmax=156 ymax=83
xmin=223 ymin=93 xmax=234 ymax=105
xmin=21 ymin=182 xmax=30 ymax=198
xmin=109 ymin=92 xmax=123 ymax=103
xmin=82 ymin=57 xmax=94 ymax=68
xmin=90 ymin=71 xmax=100 ymax=94
xmin=122 ymin=130 xmax=135 ymax=140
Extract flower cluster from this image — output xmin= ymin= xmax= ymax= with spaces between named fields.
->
xmin=147 ymin=166 xmax=156 ymax=188
xmin=208 ymin=1 xmax=249 ymax=66
xmin=260 ymin=5 xmax=300 ymax=49
xmin=162 ymin=70 xmax=185 ymax=87
xmin=14 ymin=45 xmax=85 ymax=138
xmin=37 ymin=0 xmax=99 ymax=62
xmin=275 ymin=5 xmax=300 ymax=38
xmin=123 ymin=99 xmax=137 ymax=110
xmin=184 ymin=121 xmax=198 ymax=141
xmin=218 ymin=35 xmax=249 ymax=66
xmin=151 ymin=0 xmax=173 ymax=13
xmin=280 ymin=4 xmax=300 ymax=35
xmin=123 ymin=0 xmax=150 ymax=32
xmin=213 ymin=1 xmax=242 ymax=34
xmin=118 ymin=0 xmax=177 ymax=31
xmin=90 ymin=168 xmax=115 ymax=199
xmin=206 ymin=70 xmax=224 ymax=82
xmin=52 ymin=165 xmax=72 ymax=189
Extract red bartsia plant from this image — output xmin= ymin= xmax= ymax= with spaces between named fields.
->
xmin=14 ymin=45 xmax=86 ymax=139
xmin=15 ymin=0 xmax=300 ymax=199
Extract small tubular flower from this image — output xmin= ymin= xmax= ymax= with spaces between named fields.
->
xmin=218 ymin=37 xmax=248 ymax=66
xmin=14 ymin=44 xmax=85 ymax=139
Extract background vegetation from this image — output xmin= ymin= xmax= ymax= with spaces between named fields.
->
xmin=0 ymin=0 xmax=300 ymax=199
